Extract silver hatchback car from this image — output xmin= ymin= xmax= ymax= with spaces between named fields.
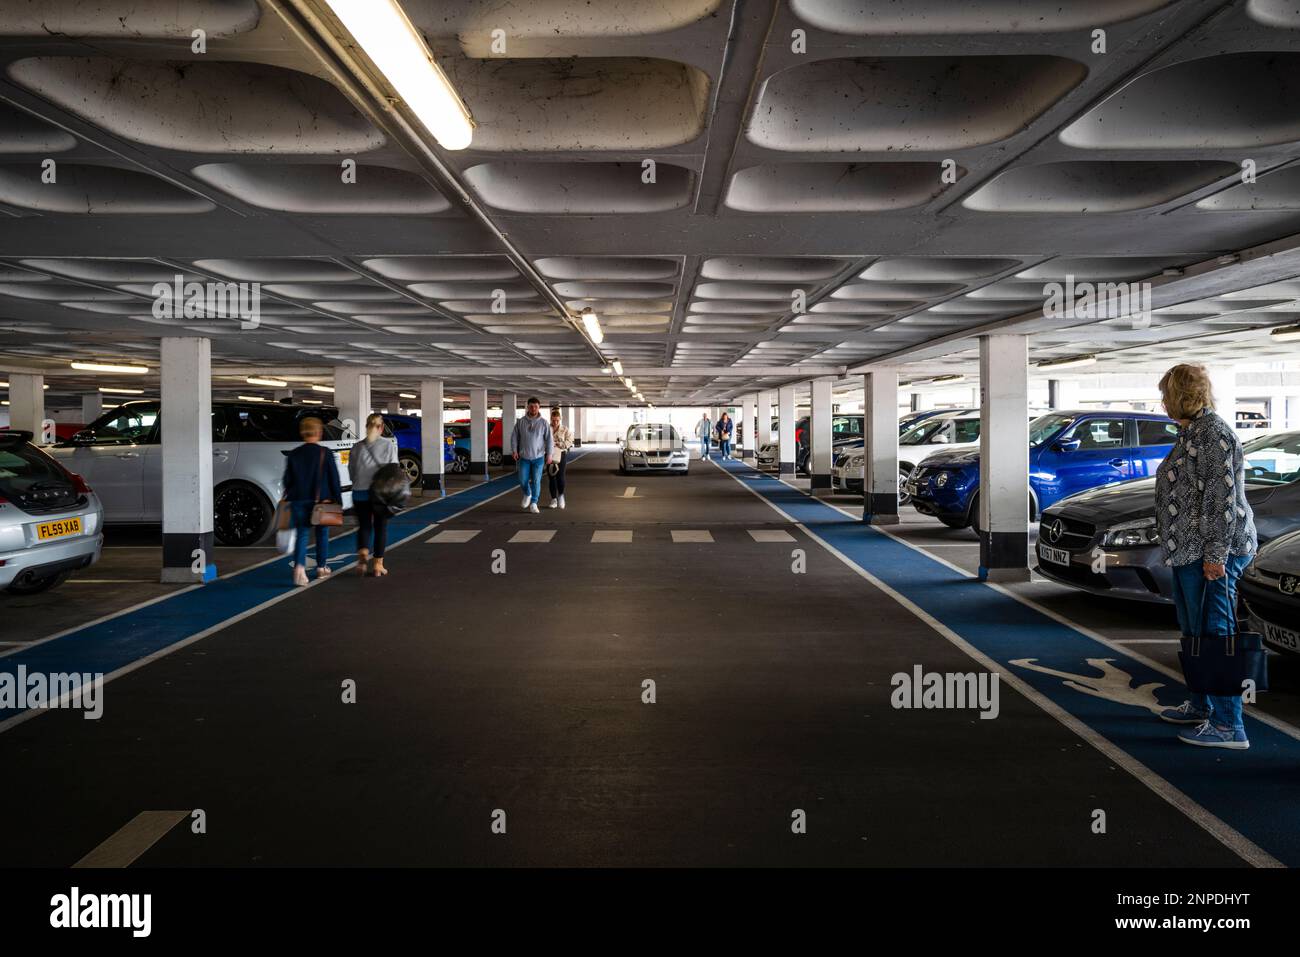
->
xmin=0 ymin=430 xmax=103 ymax=595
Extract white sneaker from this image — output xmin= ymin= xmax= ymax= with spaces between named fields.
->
xmin=521 ymin=493 xmax=531 ymax=509
xmin=549 ymin=499 xmax=558 ymax=509
xmin=529 ymin=503 xmax=540 ymax=514
xmin=559 ymin=495 xmax=566 ymax=509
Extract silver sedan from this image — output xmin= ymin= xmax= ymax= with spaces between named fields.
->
xmin=619 ymin=423 xmax=689 ymax=474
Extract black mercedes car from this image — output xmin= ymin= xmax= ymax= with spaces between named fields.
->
xmin=1242 ymin=529 xmax=1300 ymax=656
xmin=1034 ymin=431 xmax=1300 ymax=603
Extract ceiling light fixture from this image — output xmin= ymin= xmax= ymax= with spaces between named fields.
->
xmin=302 ymin=399 xmax=324 ymax=405
xmin=247 ymin=376 xmax=288 ymax=388
xmin=311 ymin=384 xmax=335 ymax=393
xmin=237 ymin=395 xmax=269 ymax=402
xmin=611 ymin=359 xmax=624 ymax=376
xmin=0 ymin=382 xmax=49 ymax=390
xmin=71 ymin=362 xmax=149 ymax=374
xmin=322 ymin=0 xmax=474 ymax=150
xmin=1036 ymin=355 xmax=1097 ymax=370
xmin=98 ymin=387 xmax=144 ymax=395
xmin=399 ymin=392 xmax=417 ymax=399
xmin=579 ymin=307 xmax=604 ymax=345
xmin=1270 ymin=324 xmax=1300 ymax=343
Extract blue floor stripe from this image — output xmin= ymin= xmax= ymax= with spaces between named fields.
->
xmin=0 ymin=463 xmax=540 ymax=722
xmin=720 ymin=457 xmax=1300 ymax=866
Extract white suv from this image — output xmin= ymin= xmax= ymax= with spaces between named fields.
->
xmin=47 ymin=400 xmax=354 ymax=547
xmin=833 ymin=411 xmax=983 ymax=502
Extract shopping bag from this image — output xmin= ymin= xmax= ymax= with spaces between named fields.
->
xmin=1178 ymin=582 xmax=1269 ymax=696
xmin=276 ymin=525 xmax=296 ymax=555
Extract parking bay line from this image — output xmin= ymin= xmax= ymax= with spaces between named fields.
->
xmin=710 ymin=454 xmax=1285 ymax=868
xmin=73 ymin=810 xmax=189 ymax=868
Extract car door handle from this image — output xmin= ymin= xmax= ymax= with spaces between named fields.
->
xmin=1108 ymin=458 xmax=1126 ymax=468
xmin=114 ymin=452 xmax=139 ymax=459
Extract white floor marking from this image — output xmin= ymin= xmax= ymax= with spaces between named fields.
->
xmin=592 ymin=530 xmax=633 ymax=543
xmin=1115 ymin=639 xmax=1183 ymax=645
xmin=619 ymin=487 xmax=640 ymax=498
xmin=671 ymin=530 xmax=714 ymax=543
xmin=66 ymin=579 xmax=158 ymax=584
xmin=509 ymin=530 xmax=556 ymax=543
xmin=748 ymin=529 xmax=796 ymax=542
xmin=427 ymin=529 xmax=481 ymax=543
xmin=73 ymin=810 xmax=189 ymax=868
xmin=708 ymin=455 xmax=1281 ymax=869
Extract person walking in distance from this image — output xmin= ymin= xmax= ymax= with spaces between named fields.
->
xmin=696 ymin=412 xmax=712 ymax=459
xmin=548 ymin=407 xmax=575 ymax=509
xmin=511 ymin=396 xmax=553 ymax=514
xmin=280 ymin=415 xmax=341 ymax=587
xmin=349 ymin=412 xmax=398 ymax=577
xmin=716 ymin=411 xmax=734 ymax=459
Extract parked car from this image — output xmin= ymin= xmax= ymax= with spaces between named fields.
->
xmin=451 ymin=417 xmax=504 ymax=466
xmin=47 ymin=400 xmax=354 ymax=547
xmin=1035 ymin=431 xmax=1300 ymax=603
xmin=619 ymin=423 xmax=689 ymax=474
xmin=897 ymin=408 xmax=975 ymax=435
xmin=834 ymin=411 xmax=982 ymax=503
xmin=1242 ymin=529 xmax=1300 ymax=656
xmin=0 ymin=430 xmax=103 ymax=594
xmin=758 ymin=414 xmax=863 ymax=473
xmin=1237 ymin=410 xmax=1269 ymax=430
xmin=908 ymin=410 xmax=1179 ymax=530
xmin=444 ymin=423 xmax=473 ymax=473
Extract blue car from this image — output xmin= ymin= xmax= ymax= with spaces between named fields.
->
xmin=383 ymin=414 xmax=468 ymax=481
xmin=907 ymin=409 xmax=1179 ymax=529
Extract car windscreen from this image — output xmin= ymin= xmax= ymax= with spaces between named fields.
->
xmin=227 ymin=406 xmax=326 ymax=442
xmin=629 ymin=425 xmax=679 ymax=443
xmin=1243 ymin=432 xmax=1300 ymax=485
xmin=1029 ymin=413 xmax=1076 ymax=447
xmin=0 ymin=443 xmax=70 ymax=498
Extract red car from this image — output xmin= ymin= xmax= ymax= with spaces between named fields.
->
xmin=451 ymin=418 xmax=504 ymax=466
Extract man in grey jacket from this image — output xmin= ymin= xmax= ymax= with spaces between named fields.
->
xmin=510 ymin=396 xmax=554 ymax=513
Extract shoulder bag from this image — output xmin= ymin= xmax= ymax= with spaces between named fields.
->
xmin=310 ymin=446 xmax=344 ymax=527
xmin=1178 ymin=579 xmax=1268 ymax=696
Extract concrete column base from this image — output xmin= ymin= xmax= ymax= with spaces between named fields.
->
xmin=810 ymin=474 xmax=831 ymax=490
xmin=161 ymin=531 xmax=216 ymax=583
xmin=864 ymin=514 xmax=901 ymax=526
xmin=979 ymin=566 xmax=1032 ymax=583
xmin=779 ymin=462 xmax=795 ymax=474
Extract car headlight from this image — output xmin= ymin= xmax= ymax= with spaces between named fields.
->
xmin=1101 ymin=517 xmax=1160 ymax=548
xmin=934 ymin=472 xmax=949 ymax=487
xmin=626 ymin=449 xmax=644 ymax=457
xmin=849 ymin=455 xmax=864 ymax=468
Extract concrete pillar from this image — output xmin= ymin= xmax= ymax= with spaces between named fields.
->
xmin=469 ymin=387 xmax=489 ymax=481
xmin=777 ymin=385 xmax=796 ymax=476
xmin=978 ymin=334 xmax=1030 ymax=582
xmin=81 ymin=392 xmax=103 ymax=425
xmin=1047 ymin=379 xmax=1060 ymax=410
xmin=274 ymin=388 xmax=293 ymax=403
xmin=809 ymin=377 xmax=833 ymax=490
xmin=501 ymin=391 xmax=517 ymax=470
xmin=1048 ymin=379 xmax=1079 ymax=410
xmin=756 ymin=390 xmax=775 ymax=454
xmin=741 ymin=395 xmax=758 ymax=460
xmin=863 ymin=369 xmax=899 ymax=524
xmin=333 ymin=368 xmax=371 ymax=439
xmin=8 ymin=373 xmax=46 ymax=442
xmin=574 ymin=406 xmax=585 ymax=446
xmin=1209 ymin=365 xmax=1238 ymax=428
xmin=420 ymin=378 xmax=444 ymax=493
xmin=160 ymin=337 xmax=215 ymax=584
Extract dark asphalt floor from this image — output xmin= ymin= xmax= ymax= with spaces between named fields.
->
xmin=0 ymin=451 xmax=1249 ymax=866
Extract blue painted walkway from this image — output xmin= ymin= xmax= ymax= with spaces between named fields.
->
xmin=717 ymin=456 xmax=1300 ymax=867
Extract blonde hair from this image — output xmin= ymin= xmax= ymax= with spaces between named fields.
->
xmin=1158 ymin=363 xmax=1215 ymax=420
xmin=365 ymin=412 xmax=384 ymax=432
xmin=299 ymin=415 xmax=324 ymax=439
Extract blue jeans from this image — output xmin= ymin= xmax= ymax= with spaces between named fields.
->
xmin=290 ymin=501 xmax=329 ymax=570
xmin=719 ymin=438 xmax=731 ymax=458
xmin=700 ymin=437 xmax=710 ymax=458
xmin=518 ymin=456 xmax=544 ymax=504
xmin=1171 ymin=553 xmax=1252 ymax=731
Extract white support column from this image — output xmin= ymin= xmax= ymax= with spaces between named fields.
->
xmin=809 ymin=377 xmax=833 ymax=491
xmin=501 ymin=391 xmax=518 ymax=470
xmin=742 ymin=394 xmax=758 ymax=461
xmin=8 ymin=373 xmax=47 ymax=442
xmin=863 ymin=369 xmax=899 ymax=525
xmin=160 ymin=337 xmax=214 ymax=584
xmin=574 ymin=406 xmax=585 ymax=446
xmin=978 ymin=334 xmax=1030 ymax=582
xmin=469 ymin=387 xmax=489 ymax=481
xmin=1209 ymin=365 xmax=1239 ymax=429
xmin=333 ymin=368 xmax=371 ymax=439
xmin=273 ymin=388 xmax=293 ymax=403
xmin=419 ymin=378 xmax=444 ymax=494
xmin=756 ymin=390 xmax=775 ymax=462
xmin=81 ymin=392 xmax=103 ymax=426
xmin=777 ymin=385 xmax=796 ymax=477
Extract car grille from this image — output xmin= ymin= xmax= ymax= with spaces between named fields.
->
xmin=1039 ymin=514 xmax=1096 ymax=550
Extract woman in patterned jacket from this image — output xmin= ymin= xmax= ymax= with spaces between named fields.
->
xmin=1154 ymin=363 xmax=1257 ymax=750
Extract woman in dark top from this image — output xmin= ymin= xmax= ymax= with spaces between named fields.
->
xmin=1153 ymin=363 xmax=1257 ymax=750
xmin=281 ymin=415 xmax=342 ymax=587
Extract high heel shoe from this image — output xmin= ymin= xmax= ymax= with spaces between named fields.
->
xmin=369 ymin=557 xmax=388 ymax=577
xmin=356 ymin=548 xmax=370 ymax=576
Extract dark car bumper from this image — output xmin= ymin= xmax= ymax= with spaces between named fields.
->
xmin=1033 ymin=543 xmax=1173 ymax=603
xmin=1241 ymin=575 xmax=1300 ymax=656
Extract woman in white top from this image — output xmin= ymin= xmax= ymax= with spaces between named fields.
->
xmin=348 ymin=413 xmax=398 ymax=576
xmin=548 ymin=407 xmax=575 ymax=509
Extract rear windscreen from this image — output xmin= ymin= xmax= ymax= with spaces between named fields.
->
xmin=0 ymin=443 xmax=69 ymax=497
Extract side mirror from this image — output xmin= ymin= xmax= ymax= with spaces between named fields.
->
xmin=1053 ymin=438 xmax=1082 ymax=453
xmin=933 ymin=434 xmax=950 ymax=444
xmin=70 ymin=429 xmax=95 ymax=447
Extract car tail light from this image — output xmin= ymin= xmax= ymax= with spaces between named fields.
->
xmin=52 ymin=460 xmax=92 ymax=494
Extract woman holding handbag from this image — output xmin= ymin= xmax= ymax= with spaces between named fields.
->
xmin=348 ymin=413 xmax=398 ymax=576
xmin=281 ymin=415 xmax=343 ymax=587
xmin=547 ymin=407 xmax=574 ymax=509
xmin=1154 ymin=364 xmax=1258 ymax=749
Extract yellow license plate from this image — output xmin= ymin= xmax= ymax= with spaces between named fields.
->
xmin=339 ymin=449 xmax=350 ymax=465
xmin=36 ymin=517 xmax=82 ymax=541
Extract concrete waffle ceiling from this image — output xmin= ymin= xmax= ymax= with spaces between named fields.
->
xmin=0 ymin=0 xmax=1299 ymax=407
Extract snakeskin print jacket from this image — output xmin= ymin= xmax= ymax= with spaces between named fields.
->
xmin=1153 ymin=408 xmax=1257 ymax=567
